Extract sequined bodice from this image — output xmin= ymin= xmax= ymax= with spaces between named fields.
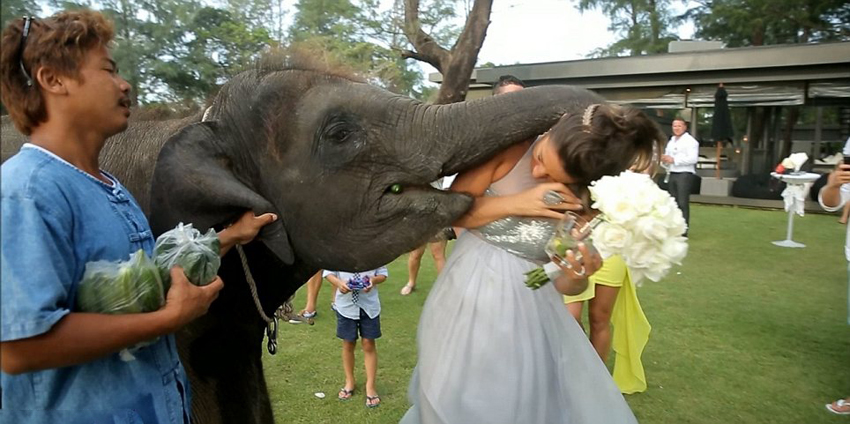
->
xmin=469 ymin=141 xmax=558 ymax=263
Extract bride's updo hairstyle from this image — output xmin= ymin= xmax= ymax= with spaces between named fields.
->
xmin=548 ymin=103 xmax=665 ymax=194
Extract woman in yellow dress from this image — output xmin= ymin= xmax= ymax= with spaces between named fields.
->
xmin=565 ymin=255 xmax=651 ymax=394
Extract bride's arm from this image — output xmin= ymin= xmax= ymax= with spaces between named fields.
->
xmin=450 ymin=143 xmax=580 ymax=229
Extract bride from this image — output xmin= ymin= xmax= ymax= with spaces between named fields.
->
xmin=401 ymin=102 xmax=665 ymax=424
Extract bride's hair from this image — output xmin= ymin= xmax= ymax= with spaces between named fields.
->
xmin=550 ymin=104 xmax=664 ymax=183
xmin=547 ymin=104 xmax=665 ymax=203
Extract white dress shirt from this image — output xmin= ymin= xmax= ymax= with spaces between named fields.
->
xmin=326 ymin=267 xmax=388 ymax=320
xmin=664 ymin=132 xmax=700 ymax=174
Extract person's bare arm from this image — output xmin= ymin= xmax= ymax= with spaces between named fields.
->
xmin=326 ymin=274 xmax=350 ymax=294
xmin=0 ymin=268 xmax=222 ymax=375
xmin=821 ymin=164 xmax=850 ymax=209
xmin=218 ymin=211 xmax=278 ymax=256
xmin=450 ymin=141 xmax=581 ymax=229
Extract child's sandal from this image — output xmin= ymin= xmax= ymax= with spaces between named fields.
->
xmin=338 ymin=388 xmax=354 ymax=401
xmin=366 ymin=395 xmax=381 ymax=408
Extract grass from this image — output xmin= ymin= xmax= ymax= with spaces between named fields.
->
xmin=262 ymin=204 xmax=849 ymax=424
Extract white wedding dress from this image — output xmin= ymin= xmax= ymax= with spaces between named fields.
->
xmin=400 ymin=145 xmax=638 ymax=424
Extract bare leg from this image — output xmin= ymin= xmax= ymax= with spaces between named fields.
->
xmin=840 ymin=203 xmax=850 ymax=224
xmin=428 ymin=240 xmax=448 ymax=274
xmin=301 ymin=270 xmax=322 ymax=314
xmin=362 ymin=338 xmax=379 ymax=406
xmin=588 ymin=285 xmax=620 ymax=362
xmin=566 ymin=301 xmax=585 ymax=331
xmin=402 ymin=245 xmax=426 ymax=295
xmin=340 ymin=340 xmax=356 ymax=398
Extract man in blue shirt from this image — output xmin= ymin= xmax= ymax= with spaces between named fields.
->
xmin=0 ymin=10 xmax=275 ymax=423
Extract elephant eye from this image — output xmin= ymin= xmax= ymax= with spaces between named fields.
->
xmin=324 ymin=121 xmax=358 ymax=145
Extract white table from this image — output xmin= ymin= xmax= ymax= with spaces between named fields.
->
xmin=770 ymin=172 xmax=821 ymax=248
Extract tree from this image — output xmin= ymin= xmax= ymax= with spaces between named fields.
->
xmin=288 ymin=0 xmax=427 ymax=97
xmin=152 ymin=6 xmax=272 ymax=103
xmin=1 ymin=0 xmax=39 ymax=29
xmin=576 ymin=0 xmax=678 ymax=56
xmin=684 ymin=0 xmax=850 ymax=47
xmin=402 ymin=0 xmax=492 ymax=104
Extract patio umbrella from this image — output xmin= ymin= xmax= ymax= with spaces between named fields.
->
xmin=711 ymin=83 xmax=734 ymax=178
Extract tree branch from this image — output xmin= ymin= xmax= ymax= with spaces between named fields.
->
xmin=403 ymin=0 xmax=450 ymax=72
xmin=454 ymin=0 xmax=493 ymax=54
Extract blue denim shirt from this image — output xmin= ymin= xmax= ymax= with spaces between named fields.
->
xmin=1 ymin=145 xmax=190 ymax=424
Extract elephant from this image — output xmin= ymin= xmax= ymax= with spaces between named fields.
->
xmin=1 ymin=53 xmax=603 ymax=424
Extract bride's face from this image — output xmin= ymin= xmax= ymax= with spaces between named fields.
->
xmin=531 ymin=133 xmax=575 ymax=184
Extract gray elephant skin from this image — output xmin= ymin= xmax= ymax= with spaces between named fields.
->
xmin=0 ymin=55 xmax=602 ymax=424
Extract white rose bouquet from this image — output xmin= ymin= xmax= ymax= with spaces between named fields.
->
xmin=524 ymin=171 xmax=688 ymax=289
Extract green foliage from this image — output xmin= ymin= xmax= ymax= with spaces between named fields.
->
xmin=1 ymin=0 xmax=40 ymax=29
xmin=578 ymin=0 xmax=678 ymax=56
xmin=683 ymin=0 xmax=850 ymax=47
xmin=3 ymin=0 xmax=459 ymax=107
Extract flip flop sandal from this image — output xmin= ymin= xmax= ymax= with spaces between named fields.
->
xmin=338 ymin=388 xmax=354 ymax=401
xmin=400 ymin=283 xmax=415 ymax=296
xmin=826 ymin=399 xmax=850 ymax=415
xmin=366 ymin=395 xmax=381 ymax=408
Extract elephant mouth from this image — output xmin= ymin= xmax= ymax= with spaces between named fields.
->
xmin=377 ymin=182 xmax=471 ymax=224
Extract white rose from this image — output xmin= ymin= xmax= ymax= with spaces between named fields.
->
xmin=631 ymin=193 xmax=655 ymax=215
xmin=636 ymin=216 xmax=669 ymax=242
xmin=624 ymin=240 xmax=655 ymax=270
xmin=629 ymin=268 xmax=646 ymax=286
xmin=669 ymin=211 xmax=687 ymax=236
xmin=661 ymin=237 xmax=688 ymax=264
xmin=605 ymin=197 xmax=638 ymax=225
xmin=643 ymin=263 xmax=668 ymax=282
xmin=592 ymin=222 xmax=631 ymax=256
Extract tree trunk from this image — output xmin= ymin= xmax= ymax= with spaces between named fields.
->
xmin=403 ymin=0 xmax=493 ymax=105
xmin=629 ymin=0 xmax=640 ymax=55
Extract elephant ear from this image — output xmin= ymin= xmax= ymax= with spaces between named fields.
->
xmin=149 ymin=121 xmax=294 ymax=265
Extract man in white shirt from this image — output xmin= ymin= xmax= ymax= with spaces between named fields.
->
xmin=661 ymin=118 xmax=700 ymax=236
xmin=817 ymin=145 xmax=850 ymax=415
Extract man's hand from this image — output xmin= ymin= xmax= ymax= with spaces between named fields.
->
xmin=828 ymin=164 xmax=850 ymax=188
xmin=161 ymin=267 xmax=224 ymax=331
xmin=661 ymin=154 xmax=674 ymax=165
xmin=218 ymin=211 xmax=278 ymax=255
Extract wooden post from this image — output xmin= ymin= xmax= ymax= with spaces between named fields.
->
xmin=743 ymin=108 xmax=753 ymax=175
xmin=716 ymin=141 xmax=722 ymax=179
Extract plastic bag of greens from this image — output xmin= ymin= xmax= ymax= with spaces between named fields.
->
xmin=76 ymin=249 xmax=165 ymax=361
xmin=77 ymin=249 xmax=166 ymax=315
xmin=154 ymin=223 xmax=221 ymax=288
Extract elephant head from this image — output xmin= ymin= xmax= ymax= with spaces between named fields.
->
xmin=150 ymin=53 xmax=602 ymax=271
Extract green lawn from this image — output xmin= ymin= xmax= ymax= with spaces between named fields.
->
xmin=262 ymin=204 xmax=850 ymax=424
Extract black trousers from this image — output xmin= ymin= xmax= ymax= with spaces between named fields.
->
xmin=667 ymin=172 xmax=692 ymax=235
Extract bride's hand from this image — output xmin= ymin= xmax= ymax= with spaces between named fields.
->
xmin=511 ymin=183 xmax=583 ymax=219
xmin=554 ymin=242 xmax=602 ymax=280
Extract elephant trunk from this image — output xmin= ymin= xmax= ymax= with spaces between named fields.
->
xmin=415 ymin=86 xmax=603 ymax=176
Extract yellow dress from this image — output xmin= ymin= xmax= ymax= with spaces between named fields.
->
xmin=564 ymin=255 xmax=651 ymax=394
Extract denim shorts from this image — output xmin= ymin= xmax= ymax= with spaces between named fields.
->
xmin=336 ymin=309 xmax=381 ymax=341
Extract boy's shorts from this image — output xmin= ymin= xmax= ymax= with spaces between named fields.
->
xmin=336 ymin=309 xmax=381 ymax=341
